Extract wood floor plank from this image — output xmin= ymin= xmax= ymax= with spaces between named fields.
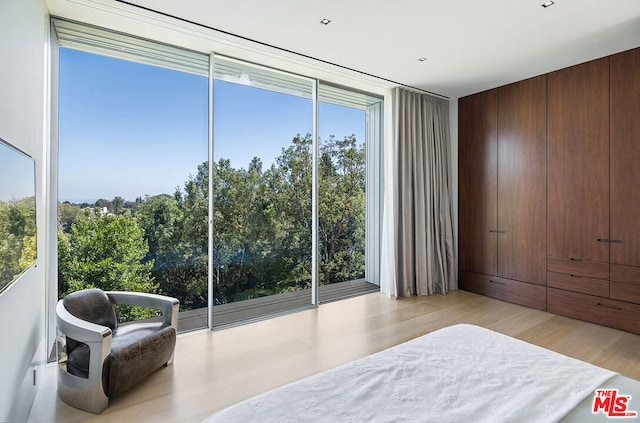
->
xmin=27 ymin=290 xmax=640 ymax=423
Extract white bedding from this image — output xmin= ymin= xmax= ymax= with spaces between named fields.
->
xmin=205 ymin=324 xmax=616 ymax=423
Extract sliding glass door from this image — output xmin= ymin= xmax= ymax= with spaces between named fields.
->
xmin=211 ymin=57 xmax=315 ymax=326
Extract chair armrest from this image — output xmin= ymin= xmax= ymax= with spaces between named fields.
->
xmin=56 ymin=300 xmax=112 ymax=342
xmin=105 ymin=291 xmax=179 ymax=329
xmin=56 ymin=299 xmax=112 ymax=413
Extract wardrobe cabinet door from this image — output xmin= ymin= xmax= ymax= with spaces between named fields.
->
xmin=497 ymin=75 xmax=547 ymax=285
xmin=547 ymin=58 xmax=610 ymax=262
xmin=610 ymin=48 xmax=640 ymax=267
xmin=459 ymin=90 xmax=498 ymax=275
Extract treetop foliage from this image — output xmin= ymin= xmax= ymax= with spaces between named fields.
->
xmin=0 ymin=197 xmax=37 ymax=291
xmin=58 ymin=133 xmax=365 ymax=319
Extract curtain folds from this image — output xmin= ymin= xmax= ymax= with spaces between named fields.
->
xmin=382 ymin=87 xmax=456 ymax=297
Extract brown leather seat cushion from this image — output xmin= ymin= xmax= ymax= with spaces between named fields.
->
xmin=105 ymin=322 xmax=176 ymax=397
xmin=67 ymin=344 xmax=90 ymax=379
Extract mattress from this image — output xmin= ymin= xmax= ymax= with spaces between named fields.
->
xmin=205 ymin=324 xmax=639 ymax=422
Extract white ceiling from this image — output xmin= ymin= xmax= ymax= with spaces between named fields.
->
xmin=50 ymin=0 xmax=640 ymax=98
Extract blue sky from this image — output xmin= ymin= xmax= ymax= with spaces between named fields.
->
xmin=58 ymin=48 xmax=365 ymax=203
xmin=0 ymin=141 xmax=35 ymax=202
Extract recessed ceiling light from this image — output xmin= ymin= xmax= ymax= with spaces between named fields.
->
xmin=542 ymin=1 xmax=555 ymax=7
xmin=418 ymin=57 xmax=427 ymax=62
xmin=320 ymin=18 xmax=331 ymax=25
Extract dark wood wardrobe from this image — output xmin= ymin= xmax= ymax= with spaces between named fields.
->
xmin=458 ymin=47 xmax=640 ymax=334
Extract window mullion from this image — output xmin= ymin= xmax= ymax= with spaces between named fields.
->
xmin=311 ymin=79 xmax=319 ymax=306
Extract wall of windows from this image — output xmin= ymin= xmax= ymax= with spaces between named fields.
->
xmin=52 ymin=19 xmax=383 ymax=332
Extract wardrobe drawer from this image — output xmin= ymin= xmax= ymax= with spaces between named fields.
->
xmin=460 ymin=271 xmax=546 ymax=310
xmin=547 ymin=271 xmax=609 ymax=297
xmin=547 ymin=256 xmax=609 ymax=279
xmin=547 ymin=288 xmax=640 ymax=334
xmin=610 ymin=264 xmax=640 ymax=304
xmin=611 ymin=264 xmax=640 ymax=283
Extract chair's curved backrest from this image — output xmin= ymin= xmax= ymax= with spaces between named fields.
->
xmin=63 ymin=288 xmax=117 ymax=330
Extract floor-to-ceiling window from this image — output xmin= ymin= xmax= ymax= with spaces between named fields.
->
xmin=211 ymin=57 xmax=315 ymax=326
xmin=52 ymin=19 xmax=382 ymax=335
xmin=317 ymin=84 xmax=383 ymax=303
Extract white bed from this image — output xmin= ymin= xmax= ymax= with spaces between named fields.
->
xmin=205 ymin=324 xmax=640 ymax=422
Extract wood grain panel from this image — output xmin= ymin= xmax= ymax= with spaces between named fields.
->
xmin=547 ymin=271 xmax=609 ymax=297
xmin=458 ymin=90 xmax=498 ymax=275
xmin=610 ymin=263 xmax=640 ymax=284
xmin=610 ymin=264 xmax=640 ymax=304
xmin=611 ymin=282 xmax=640 ymax=305
xmin=497 ymin=75 xmax=547 ymax=284
xmin=548 ymin=288 xmax=640 ymax=335
xmin=610 ymin=47 xmax=640 ymax=266
xmin=460 ymin=271 xmax=546 ymax=310
xmin=547 ymin=58 xmax=610 ymax=262
xmin=547 ymin=256 xmax=609 ymax=279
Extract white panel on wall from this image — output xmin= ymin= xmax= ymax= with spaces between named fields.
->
xmin=0 ymin=0 xmax=49 ymax=420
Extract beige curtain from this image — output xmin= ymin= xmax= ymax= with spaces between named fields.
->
xmin=394 ymin=87 xmax=456 ymax=296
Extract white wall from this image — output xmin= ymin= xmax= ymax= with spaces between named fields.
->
xmin=0 ymin=0 xmax=49 ymax=420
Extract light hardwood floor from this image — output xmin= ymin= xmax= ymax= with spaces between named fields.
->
xmin=27 ymin=290 xmax=640 ymax=423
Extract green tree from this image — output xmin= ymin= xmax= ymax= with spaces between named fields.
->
xmin=136 ymin=189 xmax=208 ymax=310
xmin=0 ymin=198 xmax=37 ymax=290
xmin=112 ymin=196 xmax=125 ymax=214
xmin=179 ymin=163 xmax=209 ymax=306
xmin=210 ymin=132 xmax=366 ymax=303
xmin=266 ymin=134 xmax=313 ymax=290
xmin=58 ymin=211 xmax=157 ymax=321
xmin=318 ymin=135 xmax=365 ymax=284
xmin=57 ymin=132 xmax=367 ymax=312
xmin=58 ymin=201 xmax=83 ymax=233
xmin=213 ymin=157 xmax=273 ymax=303
xmin=94 ymin=198 xmax=112 ymax=212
